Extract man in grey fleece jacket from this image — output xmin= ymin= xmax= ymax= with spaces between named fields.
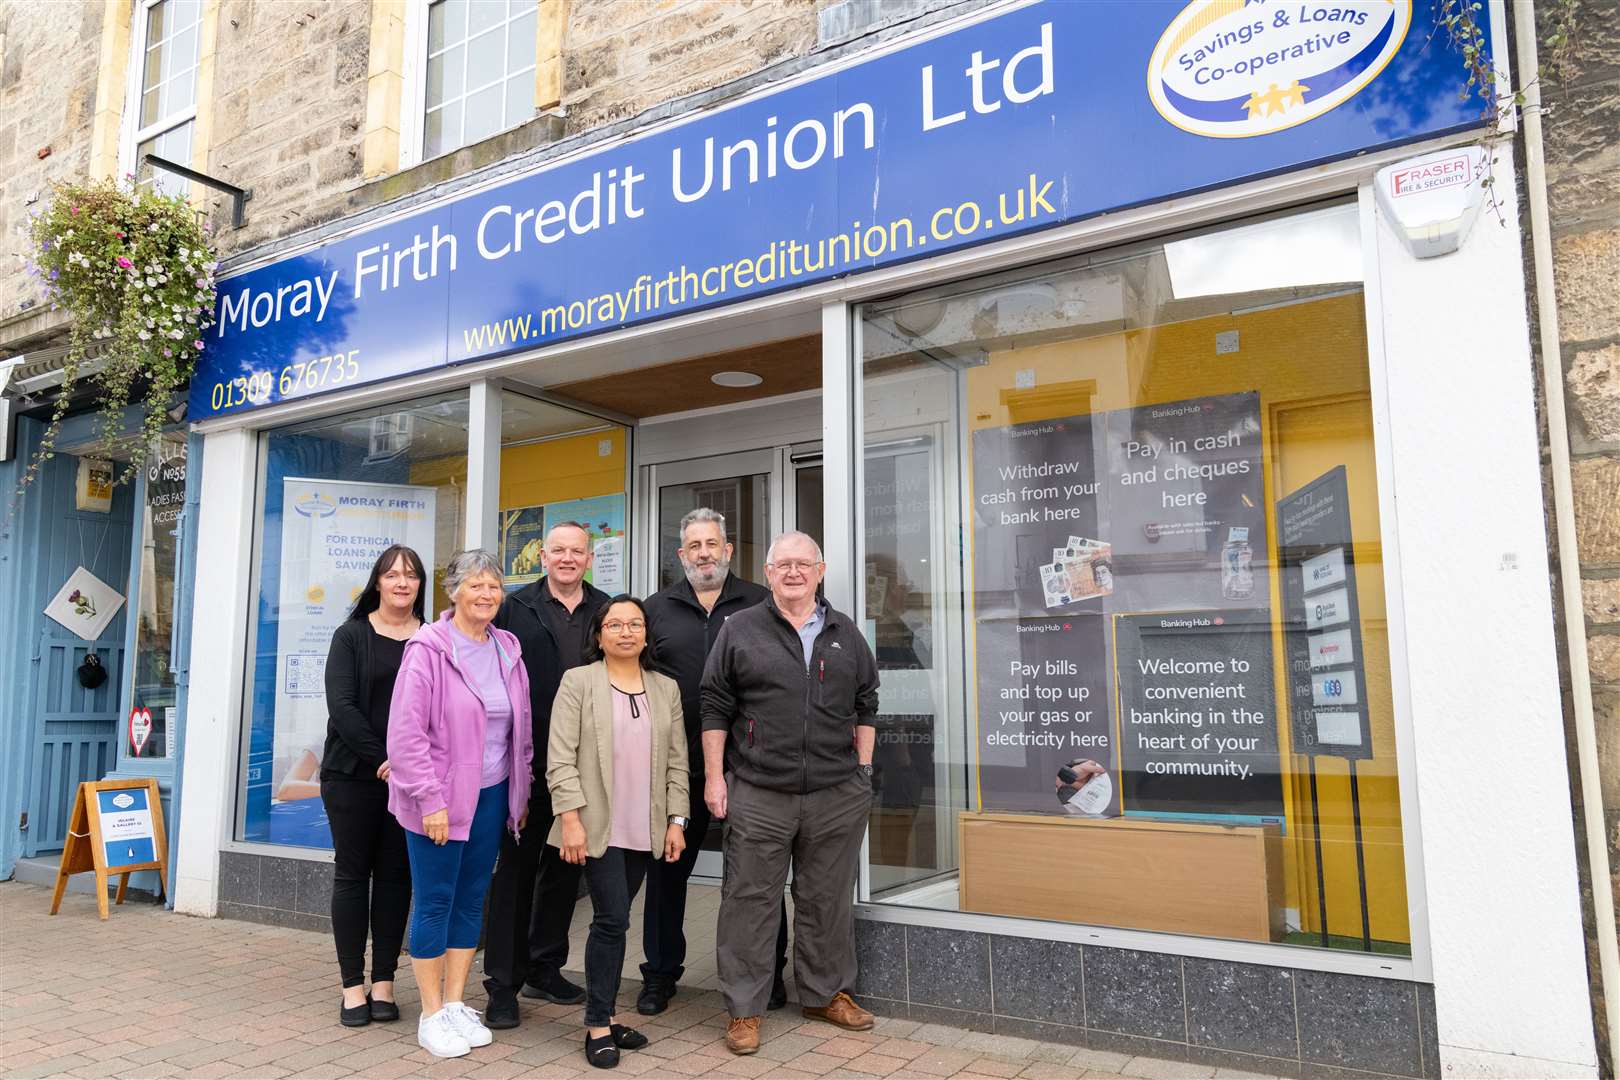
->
xmin=699 ymin=530 xmax=881 ymax=1055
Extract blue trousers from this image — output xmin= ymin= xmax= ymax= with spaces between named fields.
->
xmin=404 ymin=780 xmax=507 ymax=960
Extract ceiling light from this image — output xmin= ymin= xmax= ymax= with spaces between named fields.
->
xmin=711 ymin=370 xmax=763 ymax=388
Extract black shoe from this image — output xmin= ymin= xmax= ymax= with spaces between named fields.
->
xmin=485 ymin=989 xmax=521 ymax=1030
xmin=369 ymin=996 xmax=400 ymax=1022
xmin=340 ymin=995 xmax=372 ymax=1028
xmin=585 ymin=1031 xmax=620 ymax=1069
xmin=768 ymin=977 xmax=787 ymax=1011
xmin=611 ymin=1023 xmax=648 ymax=1050
xmin=523 ymin=970 xmax=587 ymax=1005
xmin=635 ymin=981 xmax=674 ymax=1016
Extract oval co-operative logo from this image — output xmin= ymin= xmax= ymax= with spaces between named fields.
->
xmin=1148 ymin=0 xmax=1411 ymax=138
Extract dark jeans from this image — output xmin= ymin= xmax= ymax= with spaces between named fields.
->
xmin=482 ymin=796 xmax=584 ymax=997
xmin=321 ymin=777 xmax=412 ymax=988
xmin=583 ymin=847 xmax=651 ymax=1026
xmin=641 ymin=795 xmax=788 ymax=988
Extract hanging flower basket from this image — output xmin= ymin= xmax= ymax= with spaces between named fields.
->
xmin=19 ymin=176 xmax=218 ymax=495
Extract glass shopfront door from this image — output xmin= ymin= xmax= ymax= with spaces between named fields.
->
xmin=645 ymin=446 xmax=822 ymax=880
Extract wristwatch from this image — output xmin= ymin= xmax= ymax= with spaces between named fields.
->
xmin=668 ymin=815 xmax=689 ymax=830
xmin=859 ymin=763 xmax=874 ymax=778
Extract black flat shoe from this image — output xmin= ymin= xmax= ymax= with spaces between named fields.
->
xmin=340 ymin=996 xmax=372 ymax=1027
xmin=585 ymin=1031 xmax=619 ymax=1069
xmin=369 ymin=997 xmax=400 ymax=1022
xmin=610 ymin=1024 xmax=648 ymax=1050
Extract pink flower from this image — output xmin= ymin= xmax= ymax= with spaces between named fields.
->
xmin=192 ymin=340 xmax=204 ymax=349
xmin=116 ymin=256 xmax=133 ymax=269
xmin=70 ymin=206 xmax=80 ymax=215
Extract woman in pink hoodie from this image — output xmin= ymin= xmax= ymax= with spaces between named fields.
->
xmin=388 ymin=550 xmax=534 ymax=1059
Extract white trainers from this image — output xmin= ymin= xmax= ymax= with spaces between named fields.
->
xmin=444 ymin=1001 xmax=494 ymax=1048
xmin=417 ymin=1007 xmax=472 ymax=1058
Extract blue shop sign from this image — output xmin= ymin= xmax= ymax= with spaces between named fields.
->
xmin=192 ymin=0 xmax=1481 ymax=420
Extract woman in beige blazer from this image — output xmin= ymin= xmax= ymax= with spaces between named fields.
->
xmin=547 ymin=594 xmax=688 ymax=1070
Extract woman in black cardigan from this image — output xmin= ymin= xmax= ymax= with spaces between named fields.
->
xmin=321 ymin=544 xmax=426 ymax=1026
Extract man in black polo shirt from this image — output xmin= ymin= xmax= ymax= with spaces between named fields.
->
xmin=635 ymin=508 xmax=789 ymax=1016
xmin=482 ymin=521 xmax=611 ymax=1028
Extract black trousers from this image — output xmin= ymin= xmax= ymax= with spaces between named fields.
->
xmin=640 ymin=793 xmax=789 ymax=988
xmin=482 ymin=795 xmax=584 ymax=996
xmin=583 ymin=847 xmax=651 ymax=1026
xmin=320 ymin=777 xmax=412 ymax=988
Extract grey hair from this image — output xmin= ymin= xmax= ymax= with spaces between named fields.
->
xmin=766 ymin=530 xmax=823 ymax=565
xmin=444 ymin=549 xmax=503 ymax=599
xmin=678 ymin=507 xmax=728 ymax=546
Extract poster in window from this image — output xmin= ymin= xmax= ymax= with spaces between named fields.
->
xmin=268 ymin=478 xmax=436 ymax=846
xmin=544 ymin=494 xmax=627 ymax=593
xmin=968 ymin=392 xmax=1272 ymax=821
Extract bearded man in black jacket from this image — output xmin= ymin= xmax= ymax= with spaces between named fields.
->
xmin=482 ymin=522 xmax=610 ymax=1029
xmin=634 ymin=508 xmax=789 ymax=1017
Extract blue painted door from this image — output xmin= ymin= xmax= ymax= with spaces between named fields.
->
xmin=24 ymin=484 xmax=133 ymax=857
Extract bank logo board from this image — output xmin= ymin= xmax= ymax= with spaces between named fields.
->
xmin=192 ymin=0 xmax=1474 ymax=422
xmin=1148 ymin=0 xmax=1413 ymax=138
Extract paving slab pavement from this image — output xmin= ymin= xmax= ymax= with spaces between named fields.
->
xmin=0 ymin=881 xmax=1223 ymax=1080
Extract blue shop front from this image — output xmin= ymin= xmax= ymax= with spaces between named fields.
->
xmin=0 ymin=398 xmax=198 ymax=897
xmin=169 ymin=3 xmax=1601 ymax=1076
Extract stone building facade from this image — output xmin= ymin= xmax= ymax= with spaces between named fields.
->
xmin=0 ymin=0 xmax=1615 ymax=1072
xmin=1534 ymin=0 xmax=1620 ymax=1068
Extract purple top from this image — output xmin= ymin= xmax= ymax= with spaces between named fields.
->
xmin=451 ymin=623 xmax=511 ymax=787
xmin=607 ymin=686 xmax=652 ymax=852
xmin=386 ymin=612 xmax=534 ymax=842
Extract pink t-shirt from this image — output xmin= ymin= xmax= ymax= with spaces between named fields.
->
xmin=608 ymin=685 xmax=652 ymax=852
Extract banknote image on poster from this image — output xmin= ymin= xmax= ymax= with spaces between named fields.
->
xmin=971 ymin=414 xmax=1101 ymax=619
xmin=974 ymin=613 xmax=1116 ymax=816
xmin=1103 ymin=393 xmax=1266 ymax=614
xmin=1112 ymin=611 xmax=1284 ymax=825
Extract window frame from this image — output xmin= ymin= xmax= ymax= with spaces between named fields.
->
xmin=119 ymin=0 xmax=202 ymax=195
xmin=230 ymin=388 xmax=476 ymax=851
xmin=841 ymin=196 xmax=1432 ymax=981
xmin=400 ymin=0 xmax=539 ymax=170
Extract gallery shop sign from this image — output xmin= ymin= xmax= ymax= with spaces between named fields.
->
xmin=192 ymin=0 xmax=1478 ymax=421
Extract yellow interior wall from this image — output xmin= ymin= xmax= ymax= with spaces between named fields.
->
xmin=966 ymin=291 xmax=1409 ymax=946
xmin=499 ymin=428 xmax=626 ymax=510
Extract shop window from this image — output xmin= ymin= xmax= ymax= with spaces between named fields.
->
xmin=127 ymin=0 xmax=202 ymax=197
xmin=238 ymin=394 xmax=469 ymax=849
xmin=125 ymin=435 xmax=189 ymax=761
xmin=498 ymin=390 xmax=629 ymax=596
xmin=857 ymin=204 xmax=1411 ymax=955
xmin=419 ymin=0 xmax=538 ymax=160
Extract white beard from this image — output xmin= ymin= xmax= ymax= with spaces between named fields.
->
xmin=682 ymin=557 xmax=730 ymax=590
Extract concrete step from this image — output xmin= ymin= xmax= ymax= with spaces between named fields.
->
xmin=10 ymin=855 xmax=163 ymax=902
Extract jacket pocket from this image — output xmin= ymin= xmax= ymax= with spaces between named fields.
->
xmin=444 ymin=764 xmax=479 ymax=831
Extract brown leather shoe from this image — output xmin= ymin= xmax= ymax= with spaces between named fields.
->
xmin=724 ymin=1015 xmax=762 ymax=1055
xmin=801 ymin=991 xmax=874 ymax=1031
